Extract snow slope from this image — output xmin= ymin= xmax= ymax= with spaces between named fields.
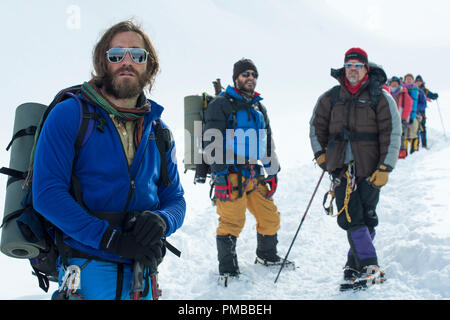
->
xmin=0 ymin=115 xmax=449 ymax=300
xmin=1 ymin=0 xmax=450 ymax=303
xmin=158 ymin=129 xmax=450 ymax=300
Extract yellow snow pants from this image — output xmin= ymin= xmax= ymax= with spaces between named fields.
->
xmin=216 ymin=173 xmax=281 ymax=237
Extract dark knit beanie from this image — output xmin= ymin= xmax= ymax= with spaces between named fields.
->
xmin=344 ymin=47 xmax=369 ymax=65
xmin=390 ymin=76 xmax=401 ymax=85
xmin=233 ymin=58 xmax=258 ymax=81
xmin=415 ymin=75 xmax=423 ymax=82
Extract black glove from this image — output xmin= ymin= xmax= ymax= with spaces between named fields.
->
xmin=100 ymin=227 xmax=161 ymax=268
xmin=430 ymin=92 xmax=438 ymax=100
xmin=131 ymin=211 xmax=167 ymax=247
xmin=214 ymin=175 xmax=232 ymax=202
xmin=264 ymin=174 xmax=278 ymax=199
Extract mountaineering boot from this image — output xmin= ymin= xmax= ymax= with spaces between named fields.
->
xmin=414 ymin=138 xmax=419 ymax=152
xmin=352 ymin=265 xmax=385 ymax=290
xmin=404 ymin=139 xmax=410 ymax=157
xmin=218 ymin=273 xmax=240 ymax=287
xmin=410 ymin=138 xmax=418 ymax=154
xmin=217 ymin=235 xmax=240 ymax=287
xmin=254 ymin=233 xmax=295 ymax=270
xmin=339 ymin=266 xmax=360 ymax=292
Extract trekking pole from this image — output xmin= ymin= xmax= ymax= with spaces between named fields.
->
xmin=274 ymin=170 xmax=326 ymax=284
xmin=130 ymin=261 xmax=144 ymax=300
xmin=435 ymin=99 xmax=447 ymax=139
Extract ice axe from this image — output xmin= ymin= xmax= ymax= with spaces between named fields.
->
xmin=435 ymin=99 xmax=447 ymax=139
xmin=274 ymin=170 xmax=325 ymax=283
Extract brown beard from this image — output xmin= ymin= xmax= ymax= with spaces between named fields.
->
xmin=236 ymin=77 xmax=256 ymax=95
xmin=103 ymin=66 xmax=147 ymax=99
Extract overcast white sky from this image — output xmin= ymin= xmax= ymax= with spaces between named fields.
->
xmin=1 ymin=0 xmax=448 ymax=112
xmin=0 ymin=0 xmax=449 ymax=168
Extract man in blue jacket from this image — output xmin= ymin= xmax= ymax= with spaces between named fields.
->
xmin=32 ymin=21 xmax=185 ymax=300
xmin=415 ymin=75 xmax=439 ymax=149
xmin=203 ymin=58 xmax=293 ymax=287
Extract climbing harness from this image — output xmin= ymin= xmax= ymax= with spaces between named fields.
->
xmin=52 ymin=260 xmax=91 ymax=300
xmin=323 ymin=163 xmax=357 ymax=223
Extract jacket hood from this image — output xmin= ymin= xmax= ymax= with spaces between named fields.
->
xmin=331 ymin=62 xmax=388 ymax=92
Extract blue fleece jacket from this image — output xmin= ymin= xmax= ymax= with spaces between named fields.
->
xmin=32 ymin=95 xmax=185 ymax=263
xmin=416 ymin=89 xmax=427 ymax=113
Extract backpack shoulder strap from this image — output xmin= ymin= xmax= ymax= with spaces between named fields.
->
xmin=70 ymin=98 xmax=95 ymax=209
xmin=154 ymin=119 xmax=173 ymax=186
xmin=328 ymin=85 xmax=341 ymax=110
xmin=256 ymin=101 xmax=273 ymax=158
xmin=223 ymin=92 xmax=235 ymax=105
xmin=74 ymin=99 xmax=91 ymax=156
xmin=222 ymin=93 xmax=239 ymax=128
xmin=367 ymin=87 xmax=382 ymax=113
xmin=370 ymin=94 xmax=380 ymax=112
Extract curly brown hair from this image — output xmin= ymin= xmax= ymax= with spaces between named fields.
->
xmin=91 ymin=20 xmax=159 ymax=92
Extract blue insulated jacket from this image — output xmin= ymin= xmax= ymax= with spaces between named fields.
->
xmin=222 ymin=86 xmax=267 ymax=163
xmin=32 ymin=95 xmax=186 ymax=263
xmin=204 ymin=85 xmax=280 ymax=178
xmin=417 ymin=89 xmax=427 ymax=113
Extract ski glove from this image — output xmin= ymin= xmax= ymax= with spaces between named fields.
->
xmin=401 ymin=119 xmax=407 ymax=132
xmin=368 ymin=164 xmax=392 ymax=188
xmin=264 ymin=174 xmax=278 ymax=199
xmin=315 ymin=151 xmax=327 ymax=171
xmin=214 ymin=175 xmax=233 ymax=202
xmin=429 ymin=92 xmax=438 ymax=100
xmin=100 ymin=227 xmax=162 ymax=268
xmin=131 ymin=211 xmax=167 ymax=247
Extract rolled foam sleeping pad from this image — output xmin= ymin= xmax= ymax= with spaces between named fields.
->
xmin=1 ymin=102 xmax=47 ymax=259
xmin=183 ymin=95 xmax=204 ymax=172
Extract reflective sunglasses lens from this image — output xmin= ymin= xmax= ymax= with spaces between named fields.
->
xmin=130 ymin=49 xmax=148 ymax=64
xmin=344 ymin=62 xmax=364 ymax=69
xmin=107 ymin=48 xmax=126 ymax=63
xmin=241 ymin=71 xmax=258 ymax=78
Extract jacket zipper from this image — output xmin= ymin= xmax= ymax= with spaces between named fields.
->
xmin=121 ymin=123 xmax=154 ymax=213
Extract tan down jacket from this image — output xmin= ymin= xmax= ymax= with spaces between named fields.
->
xmin=309 ymin=63 xmax=401 ymax=178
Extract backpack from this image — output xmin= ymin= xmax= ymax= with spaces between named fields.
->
xmin=0 ymin=84 xmax=173 ymax=292
xmin=326 ymin=85 xmax=381 ymax=149
xmin=183 ymin=80 xmax=271 ymax=185
xmin=183 ymin=92 xmax=215 ymax=184
xmin=328 ymin=84 xmax=381 ymax=112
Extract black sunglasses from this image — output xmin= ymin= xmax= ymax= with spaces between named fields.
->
xmin=240 ymin=71 xmax=258 ymax=79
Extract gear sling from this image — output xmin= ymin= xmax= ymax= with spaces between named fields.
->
xmin=0 ymin=85 xmax=177 ymax=299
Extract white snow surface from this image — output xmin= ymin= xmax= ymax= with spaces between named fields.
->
xmin=0 ymin=103 xmax=449 ymax=300
xmin=1 ymin=0 xmax=450 ymax=303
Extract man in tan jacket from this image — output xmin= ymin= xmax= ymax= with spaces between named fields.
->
xmin=309 ymin=48 xmax=401 ymax=290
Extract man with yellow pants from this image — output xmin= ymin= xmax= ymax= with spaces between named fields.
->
xmin=204 ymin=58 xmax=294 ymax=286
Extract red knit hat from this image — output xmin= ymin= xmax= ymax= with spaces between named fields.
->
xmin=344 ymin=48 xmax=368 ymax=65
